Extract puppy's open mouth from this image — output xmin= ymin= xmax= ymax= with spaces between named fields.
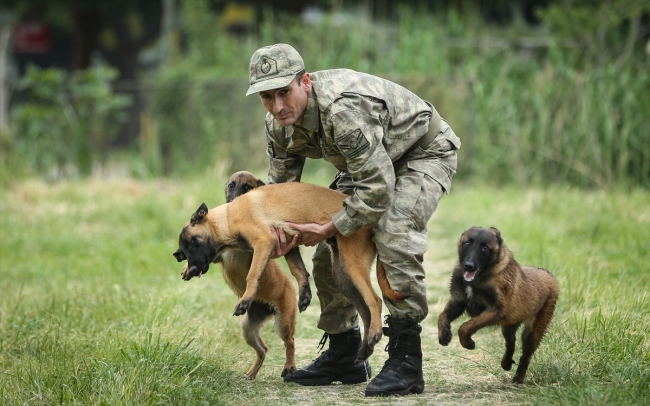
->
xmin=464 ymin=270 xmax=478 ymax=282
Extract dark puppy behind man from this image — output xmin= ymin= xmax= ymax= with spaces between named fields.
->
xmin=225 ymin=170 xmax=266 ymax=203
xmin=225 ymin=170 xmax=312 ymax=311
xmin=437 ymin=227 xmax=559 ymax=384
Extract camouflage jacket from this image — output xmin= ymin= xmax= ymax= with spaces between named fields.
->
xmin=265 ymin=69 xmax=460 ymax=236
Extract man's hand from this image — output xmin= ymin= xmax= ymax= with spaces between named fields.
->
xmin=285 ymin=221 xmax=338 ymax=247
xmin=270 ymin=226 xmax=299 ymax=259
xmin=270 ymin=222 xmax=339 ymax=258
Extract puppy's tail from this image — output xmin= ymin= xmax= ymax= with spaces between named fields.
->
xmin=376 ymin=259 xmax=407 ymax=302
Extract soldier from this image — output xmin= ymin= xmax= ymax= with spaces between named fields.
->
xmin=246 ymin=43 xmax=460 ymax=397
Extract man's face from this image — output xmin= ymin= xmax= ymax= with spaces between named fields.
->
xmin=258 ymin=73 xmax=311 ymax=127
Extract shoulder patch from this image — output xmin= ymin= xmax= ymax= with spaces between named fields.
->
xmin=336 ymin=128 xmax=370 ymax=160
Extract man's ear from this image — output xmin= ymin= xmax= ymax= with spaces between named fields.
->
xmin=173 ymin=248 xmax=186 ymax=262
xmin=301 ymin=72 xmax=311 ymax=92
xmin=190 ymin=203 xmax=209 ymax=225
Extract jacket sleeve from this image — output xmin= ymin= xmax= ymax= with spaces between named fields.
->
xmin=265 ymin=121 xmax=306 ymax=184
xmin=328 ymin=102 xmax=396 ymax=236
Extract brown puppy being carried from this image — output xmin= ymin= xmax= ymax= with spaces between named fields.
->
xmin=173 ymin=181 xmax=401 ymax=367
xmin=173 ymin=172 xmax=310 ymax=380
xmin=437 ymin=227 xmax=559 ymax=384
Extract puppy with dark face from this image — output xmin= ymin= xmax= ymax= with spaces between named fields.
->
xmin=225 ymin=171 xmax=267 ymax=203
xmin=223 ymin=171 xmax=312 ymax=311
xmin=437 ymin=227 xmax=559 ymax=384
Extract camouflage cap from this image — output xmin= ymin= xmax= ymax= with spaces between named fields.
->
xmin=246 ymin=43 xmax=305 ymax=96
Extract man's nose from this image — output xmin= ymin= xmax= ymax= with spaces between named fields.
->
xmin=273 ymin=97 xmax=283 ymax=113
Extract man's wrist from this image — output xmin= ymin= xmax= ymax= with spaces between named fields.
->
xmin=325 ymin=221 xmax=338 ymax=238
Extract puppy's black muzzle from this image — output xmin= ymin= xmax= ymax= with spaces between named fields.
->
xmin=462 ymin=261 xmax=476 ymax=272
xmin=461 ymin=250 xmax=481 ymax=282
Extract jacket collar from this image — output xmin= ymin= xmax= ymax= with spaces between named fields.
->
xmin=294 ymin=88 xmax=319 ymax=133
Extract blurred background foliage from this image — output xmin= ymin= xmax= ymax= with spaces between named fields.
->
xmin=1 ymin=0 xmax=648 ymax=188
xmin=10 ymin=65 xmax=131 ymax=178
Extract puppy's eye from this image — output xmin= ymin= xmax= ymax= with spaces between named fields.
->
xmin=481 ymin=246 xmax=489 ymax=252
xmin=228 ymin=182 xmax=235 ymax=190
xmin=463 ymin=241 xmax=470 ymax=247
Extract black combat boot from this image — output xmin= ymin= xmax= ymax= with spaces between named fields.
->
xmin=365 ymin=316 xmax=424 ymax=397
xmin=283 ymin=327 xmax=371 ymax=386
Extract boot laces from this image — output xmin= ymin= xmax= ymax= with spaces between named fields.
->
xmin=382 ymin=329 xmax=410 ymax=371
xmin=317 ymin=332 xmax=329 ymax=353
xmin=311 ymin=332 xmax=334 ymax=365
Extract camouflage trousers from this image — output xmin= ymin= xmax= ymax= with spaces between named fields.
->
xmin=314 ymin=123 xmax=459 ymax=333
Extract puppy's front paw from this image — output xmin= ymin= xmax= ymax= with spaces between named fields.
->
xmin=438 ymin=327 xmax=452 ymax=346
xmin=233 ymin=299 xmax=251 ymax=316
xmin=458 ymin=323 xmax=476 ymax=349
xmin=501 ymin=357 xmax=516 ymax=371
xmin=181 ymin=264 xmax=193 ymax=281
xmin=460 ymin=336 xmax=476 ymax=350
xmin=298 ymin=284 xmax=312 ymax=312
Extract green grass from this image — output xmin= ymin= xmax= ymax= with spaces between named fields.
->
xmin=1 ymin=177 xmax=648 ymax=405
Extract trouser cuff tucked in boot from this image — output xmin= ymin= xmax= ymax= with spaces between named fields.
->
xmin=365 ymin=316 xmax=424 ymax=397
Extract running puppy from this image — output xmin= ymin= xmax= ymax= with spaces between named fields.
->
xmin=437 ymin=227 xmax=559 ymax=384
xmin=174 ymin=182 xmax=402 ymax=364
xmin=224 ymin=170 xmax=312 ymax=312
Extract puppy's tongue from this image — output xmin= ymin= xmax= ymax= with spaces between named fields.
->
xmin=464 ymin=271 xmax=477 ymax=282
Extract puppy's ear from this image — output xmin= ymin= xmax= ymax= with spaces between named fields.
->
xmin=489 ymin=227 xmax=503 ymax=245
xmin=458 ymin=228 xmax=470 ymax=256
xmin=191 ymin=203 xmax=209 ymax=225
xmin=173 ymin=248 xmax=186 ymax=262
xmin=256 ymin=178 xmax=266 ymax=187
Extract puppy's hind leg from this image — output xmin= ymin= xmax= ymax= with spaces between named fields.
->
xmin=333 ymin=237 xmax=383 ymax=361
xmin=501 ymin=323 xmax=521 ymax=371
xmin=511 ymin=323 xmax=534 ymax=384
xmin=240 ymin=301 xmax=273 ymax=379
xmin=273 ymin=287 xmax=297 ymax=377
xmin=284 ymin=247 xmax=312 ymax=312
xmin=512 ymin=296 xmax=557 ymax=384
